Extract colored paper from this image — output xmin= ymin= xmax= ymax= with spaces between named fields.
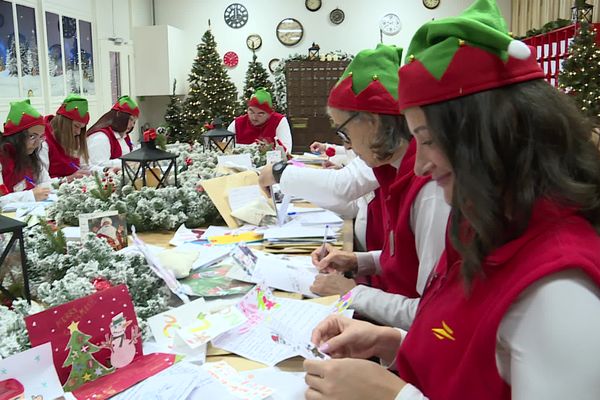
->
xmin=147 ymin=297 xmax=207 ymax=351
xmin=177 ymin=306 xmax=247 ymax=348
xmin=203 ymin=361 xmax=273 ymax=400
xmin=180 ymin=260 xmax=253 ymax=297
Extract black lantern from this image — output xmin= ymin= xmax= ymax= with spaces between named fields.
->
xmin=202 ymin=117 xmax=236 ymax=153
xmin=572 ymin=0 xmax=594 ymax=23
xmin=120 ymin=129 xmax=178 ymax=188
xmin=308 ymin=42 xmax=320 ymax=60
xmin=0 ymin=215 xmax=30 ymax=303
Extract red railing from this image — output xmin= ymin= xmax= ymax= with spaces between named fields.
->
xmin=522 ymin=23 xmax=600 ymax=87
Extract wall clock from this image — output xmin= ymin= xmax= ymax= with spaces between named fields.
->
xmin=246 ymin=34 xmax=262 ymax=50
xmin=268 ymin=58 xmax=281 ymax=73
xmin=423 ymin=0 xmax=440 ymax=10
xmin=224 ymin=3 xmax=248 ymax=29
xmin=223 ymin=51 xmax=239 ymax=67
xmin=305 ymin=0 xmax=322 ymax=12
xmin=329 ymin=8 xmax=345 ymax=25
xmin=276 ymin=18 xmax=304 ymax=46
xmin=379 ymin=13 xmax=402 ymax=36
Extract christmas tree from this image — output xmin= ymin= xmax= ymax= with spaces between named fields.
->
xmin=558 ymin=22 xmax=600 ymax=124
xmin=182 ymin=28 xmax=238 ymax=138
xmin=240 ymin=54 xmax=278 ymax=113
xmin=7 ymin=35 xmax=18 ymax=76
xmin=62 ymin=321 xmax=113 ymax=391
xmin=164 ymin=79 xmax=187 ymax=143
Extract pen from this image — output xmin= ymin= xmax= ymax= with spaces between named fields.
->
xmin=24 ymin=176 xmax=36 ymax=187
xmin=69 ymin=162 xmax=80 ymax=171
xmin=319 ymin=225 xmax=329 ymax=261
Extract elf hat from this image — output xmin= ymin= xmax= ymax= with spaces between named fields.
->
xmin=247 ymin=88 xmax=273 ymax=113
xmin=111 ymin=95 xmax=140 ymax=117
xmin=56 ymin=93 xmax=90 ymax=124
xmin=398 ymin=0 xmax=544 ymax=110
xmin=328 ymin=43 xmax=403 ymax=115
xmin=3 ymin=99 xmax=44 ymax=136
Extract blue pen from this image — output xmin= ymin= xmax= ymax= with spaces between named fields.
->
xmin=69 ymin=162 xmax=80 ymax=171
xmin=287 ymin=212 xmax=297 ymax=216
xmin=24 ymin=175 xmax=36 ymax=187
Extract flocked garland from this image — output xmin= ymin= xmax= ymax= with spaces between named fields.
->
xmin=0 ymin=142 xmax=267 ymax=358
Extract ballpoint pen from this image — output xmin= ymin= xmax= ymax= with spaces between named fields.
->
xmin=319 ymin=225 xmax=329 ymax=261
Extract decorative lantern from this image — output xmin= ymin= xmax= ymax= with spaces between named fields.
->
xmin=571 ymin=0 xmax=594 ymax=23
xmin=201 ymin=117 xmax=236 ymax=153
xmin=120 ymin=129 xmax=178 ymax=188
xmin=308 ymin=42 xmax=320 ymax=60
xmin=0 ymin=215 xmax=30 ymax=303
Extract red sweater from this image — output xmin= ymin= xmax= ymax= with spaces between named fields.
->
xmin=44 ymin=115 xmax=79 ymax=178
xmin=396 ymin=199 xmax=600 ymax=400
xmin=234 ymin=113 xmax=285 ymax=146
xmin=370 ymin=140 xmax=430 ymax=295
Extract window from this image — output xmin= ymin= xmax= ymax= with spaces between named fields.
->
xmin=45 ymin=12 xmax=95 ymax=97
xmin=0 ymin=0 xmax=41 ymax=98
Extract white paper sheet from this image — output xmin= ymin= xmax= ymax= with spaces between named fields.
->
xmin=0 ymin=342 xmax=64 ymax=400
xmin=147 ymin=297 xmax=207 ymax=351
xmin=203 ymin=361 xmax=274 ymax=400
xmin=218 ymin=153 xmax=254 ymax=169
xmin=228 ymin=185 xmax=266 ymax=212
xmin=252 ymin=256 xmax=318 ymax=297
xmin=241 ymin=368 xmax=307 ymax=400
xmin=262 ymin=226 xmax=339 ymax=240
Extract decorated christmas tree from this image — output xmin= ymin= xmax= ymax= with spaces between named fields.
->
xmin=62 ymin=321 xmax=113 ymax=391
xmin=164 ymin=79 xmax=187 ymax=143
xmin=182 ymin=28 xmax=238 ymax=137
xmin=240 ymin=54 xmax=278 ymax=113
xmin=558 ymin=22 xmax=600 ymax=124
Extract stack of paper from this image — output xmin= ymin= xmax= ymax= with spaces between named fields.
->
xmin=261 ymin=226 xmax=341 ymax=253
xmin=292 ymin=153 xmax=328 ymax=164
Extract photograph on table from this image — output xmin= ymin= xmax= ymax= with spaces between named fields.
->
xmin=79 ymin=211 xmax=128 ymax=251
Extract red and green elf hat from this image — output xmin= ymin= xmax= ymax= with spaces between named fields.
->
xmin=398 ymin=0 xmax=544 ymax=110
xmin=3 ymin=99 xmax=44 ymax=136
xmin=111 ymin=95 xmax=140 ymax=117
xmin=328 ymin=44 xmax=403 ymax=115
xmin=56 ymin=93 xmax=90 ymax=124
xmin=247 ymin=88 xmax=273 ymax=113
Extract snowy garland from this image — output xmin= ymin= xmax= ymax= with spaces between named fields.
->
xmin=48 ymin=142 xmax=267 ymax=231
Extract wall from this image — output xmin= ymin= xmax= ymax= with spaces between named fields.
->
xmin=135 ymin=0 xmax=511 ymax=129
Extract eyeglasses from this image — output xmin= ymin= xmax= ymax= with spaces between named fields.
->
xmin=27 ymin=133 xmax=45 ymax=143
xmin=335 ymin=113 xmax=359 ymax=144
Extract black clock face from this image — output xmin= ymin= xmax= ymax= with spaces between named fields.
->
xmin=224 ymin=3 xmax=248 ymax=29
xmin=329 ymin=8 xmax=345 ymax=25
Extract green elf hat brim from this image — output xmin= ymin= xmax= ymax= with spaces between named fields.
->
xmin=3 ymin=99 xmax=44 ymax=136
xmin=398 ymin=0 xmax=544 ymax=110
xmin=248 ymin=88 xmax=273 ymax=113
xmin=56 ymin=93 xmax=90 ymax=124
xmin=328 ymin=44 xmax=403 ymax=115
xmin=112 ymin=95 xmax=140 ymax=117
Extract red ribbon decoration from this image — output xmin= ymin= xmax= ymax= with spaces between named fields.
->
xmin=143 ymin=128 xmax=157 ymax=142
xmin=325 ymin=147 xmax=336 ymax=157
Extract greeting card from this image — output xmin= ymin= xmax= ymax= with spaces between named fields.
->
xmin=25 ymin=284 xmax=175 ymax=399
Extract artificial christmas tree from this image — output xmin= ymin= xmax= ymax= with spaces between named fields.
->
xmin=240 ymin=54 xmax=278 ymax=113
xmin=164 ymin=79 xmax=187 ymax=143
xmin=182 ymin=29 xmax=238 ymax=138
xmin=559 ymin=22 xmax=600 ymax=124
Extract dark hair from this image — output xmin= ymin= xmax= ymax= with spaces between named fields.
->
xmin=423 ymin=79 xmax=600 ymax=285
xmin=51 ymin=114 xmax=89 ymax=163
xmin=87 ymin=109 xmax=132 ymax=136
xmin=0 ymin=129 xmax=42 ymax=179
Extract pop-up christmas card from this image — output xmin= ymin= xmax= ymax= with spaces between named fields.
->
xmin=25 ymin=284 xmax=175 ymax=399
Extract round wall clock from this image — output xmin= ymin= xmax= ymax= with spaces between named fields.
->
xmin=276 ymin=18 xmax=304 ymax=46
xmin=305 ymin=0 xmax=322 ymax=12
xmin=423 ymin=0 xmax=440 ymax=9
xmin=223 ymin=51 xmax=239 ymax=67
xmin=329 ymin=8 xmax=345 ymax=25
xmin=268 ymin=58 xmax=281 ymax=73
xmin=379 ymin=13 xmax=402 ymax=36
xmin=224 ymin=3 xmax=248 ymax=28
xmin=246 ymin=34 xmax=262 ymax=50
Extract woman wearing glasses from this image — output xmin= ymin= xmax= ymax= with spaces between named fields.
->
xmin=39 ymin=94 xmax=92 ymax=180
xmin=86 ymin=95 xmax=138 ymax=169
xmin=0 ymin=100 xmax=52 ymax=204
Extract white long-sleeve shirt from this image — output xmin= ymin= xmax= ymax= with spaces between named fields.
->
xmin=227 ymin=117 xmax=293 ymax=153
xmin=0 ymin=161 xmax=52 ymax=206
xmin=396 ymin=269 xmax=600 ymax=400
xmin=351 ymin=181 xmax=450 ymax=329
xmin=87 ymin=130 xmax=131 ymax=168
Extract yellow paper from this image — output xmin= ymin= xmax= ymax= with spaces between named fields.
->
xmin=207 ymin=232 xmax=264 ymax=245
xmin=200 ymin=171 xmax=259 ymax=228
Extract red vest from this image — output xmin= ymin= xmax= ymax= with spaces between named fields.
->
xmin=234 ymin=113 xmax=285 ymax=146
xmin=90 ymin=127 xmax=132 ymax=159
xmin=357 ymin=188 xmax=385 ymax=288
xmin=44 ymin=115 xmax=80 ymax=178
xmin=396 ymin=200 xmax=600 ymax=400
xmin=0 ymin=144 xmax=35 ymax=195
xmin=371 ymin=140 xmax=430 ymax=295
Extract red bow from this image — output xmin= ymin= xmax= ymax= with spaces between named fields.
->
xmin=92 ymin=277 xmax=112 ymax=291
xmin=185 ymin=157 xmax=193 ymax=166
xmin=325 ymin=147 xmax=336 ymax=157
xmin=143 ymin=128 xmax=157 ymax=142
xmin=204 ymin=123 xmax=215 ymax=130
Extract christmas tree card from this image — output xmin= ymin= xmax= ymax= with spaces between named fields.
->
xmin=25 ymin=284 xmax=175 ymax=399
xmin=0 ymin=342 xmax=64 ymax=400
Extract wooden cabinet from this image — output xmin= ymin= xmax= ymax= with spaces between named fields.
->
xmin=285 ymin=60 xmax=350 ymax=152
